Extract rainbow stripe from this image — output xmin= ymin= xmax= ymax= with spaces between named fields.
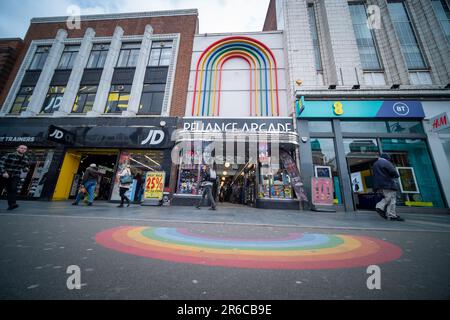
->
xmin=96 ymin=226 xmax=403 ymax=270
xmin=191 ymin=36 xmax=280 ymax=117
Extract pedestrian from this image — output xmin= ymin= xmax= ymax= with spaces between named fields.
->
xmin=117 ymin=164 xmax=133 ymax=208
xmin=373 ymin=153 xmax=404 ymax=221
xmin=196 ymin=164 xmax=217 ymax=210
xmin=0 ymin=145 xmax=30 ymax=210
xmin=72 ymin=164 xmax=100 ymax=207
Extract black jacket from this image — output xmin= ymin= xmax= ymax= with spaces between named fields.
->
xmin=373 ymin=158 xmax=400 ymax=191
xmin=81 ymin=167 xmax=99 ymax=184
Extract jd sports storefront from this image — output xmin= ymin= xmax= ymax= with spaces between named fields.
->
xmin=296 ymin=99 xmax=448 ymax=213
xmin=0 ymin=117 xmax=176 ymax=203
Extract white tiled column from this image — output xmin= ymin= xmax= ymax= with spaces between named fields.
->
xmin=87 ymin=26 xmax=124 ymax=117
xmin=54 ymin=28 xmax=96 ymax=117
xmin=123 ymin=25 xmax=154 ymax=117
xmin=22 ymin=29 xmax=67 ymax=117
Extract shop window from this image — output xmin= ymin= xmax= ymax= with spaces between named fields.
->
xmin=111 ymin=150 xmax=165 ymax=202
xmin=148 ymin=41 xmax=173 ymax=67
xmin=0 ymin=149 xmax=54 ymax=199
xmin=41 ymin=86 xmax=66 ymax=114
xmin=29 ymin=46 xmax=50 ymax=71
xmin=117 ymin=43 xmax=141 ymax=68
xmin=381 ymin=139 xmax=445 ymax=208
xmin=10 ymin=87 xmax=34 ymax=114
xmin=341 ymin=121 xmax=424 ymax=134
xmin=86 ymin=44 xmax=110 ymax=69
xmin=307 ymin=4 xmax=322 ymax=71
xmin=57 ymin=45 xmax=80 ymax=70
xmin=138 ymin=84 xmax=165 ymax=115
xmin=308 ymin=121 xmax=333 ymax=133
xmin=311 ymin=138 xmax=342 ymax=204
xmin=72 ymin=86 xmax=98 ymax=114
xmin=105 ymin=85 xmax=131 ymax=114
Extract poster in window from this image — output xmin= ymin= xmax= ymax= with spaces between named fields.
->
xmin=315 ymin=165 xmax=332 ymax=179
xmin=311 ymin=177 xmax=334 ymax=206
xmin=144 ymin=171 xmax=166 ymax=200
xmin=397 ymin=167 xmax=419 ymax=194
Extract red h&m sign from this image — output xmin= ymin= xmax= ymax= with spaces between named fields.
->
xmin=431 ymin=113 xmax=449 ymax=132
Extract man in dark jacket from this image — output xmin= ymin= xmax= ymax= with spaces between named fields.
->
xmin=373 ymin=153 xmax=404 ymax=221
xmin=196 ymin=165 xmax=217 ymax=210
xmin=0 ymin=145 xmax=30 ymax=210
xmin=72 ymin=164 xmax=100 ymax=206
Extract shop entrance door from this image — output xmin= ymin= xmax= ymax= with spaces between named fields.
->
xmin=217 ymin=162 xmax=256 ymax=207
xmin=53 ymin=149 xmax=119 ymax=201
xmin=343 ymin=138 xmax=381 ymax=211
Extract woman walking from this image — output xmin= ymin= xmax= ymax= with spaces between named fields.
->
xmin=118 ymin=165 xmax=133 ymax=208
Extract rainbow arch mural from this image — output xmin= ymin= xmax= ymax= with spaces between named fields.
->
xmin=191 ymin=36 xmax=280 ymax=117
xmin=96 ymin=226 xmax=403 ymax=270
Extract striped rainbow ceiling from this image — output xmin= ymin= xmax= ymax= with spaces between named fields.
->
xmin=191 ymin=36 xmax=280 ymax=117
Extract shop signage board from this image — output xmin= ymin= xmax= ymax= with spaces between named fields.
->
xmin=311 ymin=178 xmax=334 ymax=206
xmin=430 ymin=112 xmax=449 ymax=132
xmin=144 ymin=171 xmax=166 ymax=200
xmin=47 ymin=125 xmax=76 ymax=145
xmin=183 ymin=118 xmax=294 ymax=133
xmin=296 ymin=100 xmax=425 ymax=119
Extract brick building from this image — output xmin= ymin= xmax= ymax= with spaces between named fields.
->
xmin=0 ymin=10 xmax=198 ymax=203
xmin=0 ymin=38 xmax=24 ymax=99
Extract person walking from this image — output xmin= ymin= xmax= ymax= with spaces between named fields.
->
xmin=117 ymin=165 xmax=133 ymax=208
xmin=196 ymin=165 xmax=217 ymax=210
xmin=0 ymin=145 xmax=30 ymax=210
xmin=373 ymin=153 xmax=404 ymax=221
xmin=72 ymin=164 xmax=100 ymax=207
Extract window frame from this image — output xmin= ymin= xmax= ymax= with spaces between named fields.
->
xmin=71 ymin=86 xmax=98 ymax=114
xmin=117 ymin=43 xmax=141 ymax=68
xmin=10 ymin=87 xmax=35 ymax=114
xmin=86 ymin=44 xmax=110 ymax=69
xmin=147 ymin=41 xmax=173 ymax=67
xmin=29 ymin=46 xmax=51 ymax=71
xmin=40 ymin=86 xmax=66 ymax=114
xmin=104 ymin=85 xmax=132 ymax=114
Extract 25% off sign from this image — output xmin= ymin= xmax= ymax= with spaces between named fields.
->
xmin=144 ymin=172 xmax=166 ymax=200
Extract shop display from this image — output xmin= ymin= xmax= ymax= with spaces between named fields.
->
xmin=178 ymin=165 xmax=200 ymax=195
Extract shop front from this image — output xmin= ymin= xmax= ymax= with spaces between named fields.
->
xmin=172 ymin=117 xmax=303 ymax=210
xmin=0 ymin=117 xmax=176 ymax=203
xmin=296 ymin=99 xmax=447 ymax=213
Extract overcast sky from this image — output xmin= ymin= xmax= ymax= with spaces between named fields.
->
xmin=0 ymin=0 xmax=271 ymax=38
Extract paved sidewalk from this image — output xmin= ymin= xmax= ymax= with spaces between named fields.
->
xmin=2 ymin=201 xmax=450 ymax=233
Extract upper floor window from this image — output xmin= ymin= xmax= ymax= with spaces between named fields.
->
xmin=10 ymin=87 xmax=34 ymax=114
xmin=307 ymin=5 xmax=322 ymax=71
xmin=117 ymin=43 xmax=141 ymax=68
xmin=72 ymin=86 xmax=98 ymax=114
xmin=349 ymin=3 xmax=382 ymax=70
xmin=105 ymin=85 xmax=131 ymax=114
xmin=29 ymin=46 xmax=50 ymax=70
xmin=431 ymin=0 xmax=450 ymax=46
xmin=41 ymin=86 xmax=65 ymax=114
xmin=86 ymin=44 xmax=110 ymax=69
xmin=387 ymin=1 xmax=427 ymax=70
xmin=148 ymin=41 xmax=173 ymax=67
xmin=57 ymin=45 xmax=80 ymax=70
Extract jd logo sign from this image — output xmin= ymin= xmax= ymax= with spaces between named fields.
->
xmin=47 ymin=125 xmax=76 ymax=145
xmin=141 ymin=130 xmax=165 ymax=146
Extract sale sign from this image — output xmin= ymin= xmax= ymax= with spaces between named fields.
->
xmin=144 ymin=172 xmax=166 ymax=200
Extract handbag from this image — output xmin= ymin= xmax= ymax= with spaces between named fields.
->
xmin=120 ymin=175 xmax=133 ymax=184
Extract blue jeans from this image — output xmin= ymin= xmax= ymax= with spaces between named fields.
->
xmin=75 ymin=180 xmax=97 ymax=204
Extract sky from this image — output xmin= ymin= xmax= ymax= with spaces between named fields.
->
xmin=0 ymin=0 xmax=271 ymax=38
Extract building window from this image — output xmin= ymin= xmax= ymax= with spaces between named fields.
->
xmin=307 ymin=4 xmax=322 ymax=71
xmin=139 ymin=84 xmax=165 ymax=115
xmin=57 ymin=45 xmax=80 ymax=70
xmin=148 ymin=41 xmax=173 ymax=67
xmin=86 ymin=44 xmax=110 ymax=69
xmin=117 ymin=43 xmax=141 ymax=68
xmin=432 ymin=0 xmax=450 ymax=46
xmin=349 ymin=3 xmax=382 ymax=70
xmin=105 ymin=85 xmax=131 ymax=114
xmin=10 ymin=87 xmax=34 ymax=114
xmin=387 ymin=1 xmax=427 ymax=70
xmin=41 ymin=86 xmax=66 ymax=114
xmin=29 ymin=46 xmax=50 ymax=70
xmin=72 ymin=86 xmax=98 ymax=114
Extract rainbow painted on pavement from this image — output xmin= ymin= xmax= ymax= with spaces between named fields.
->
xmin=95 ymin=226 xmax=402 ymax=270
xmin=191 ymin=36 xmax=280 ymax=117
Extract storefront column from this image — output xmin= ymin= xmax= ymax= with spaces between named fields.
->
xmin=425 ymin=122 xmax=450 ymax=208
xmin=123 ymin=25 xmax=154 ymax=117
xmin=297 ymin=119 xmax=314 ymax=210
xmin=332 ymin=119 xmax=354 ymax=212
xmin=87 ymin=26 xmax=124 ymax=117
xmin=22 ymin=29 xmax=67 ymax=117
xmin=54 ymin=28 xmax=96 ymax=117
